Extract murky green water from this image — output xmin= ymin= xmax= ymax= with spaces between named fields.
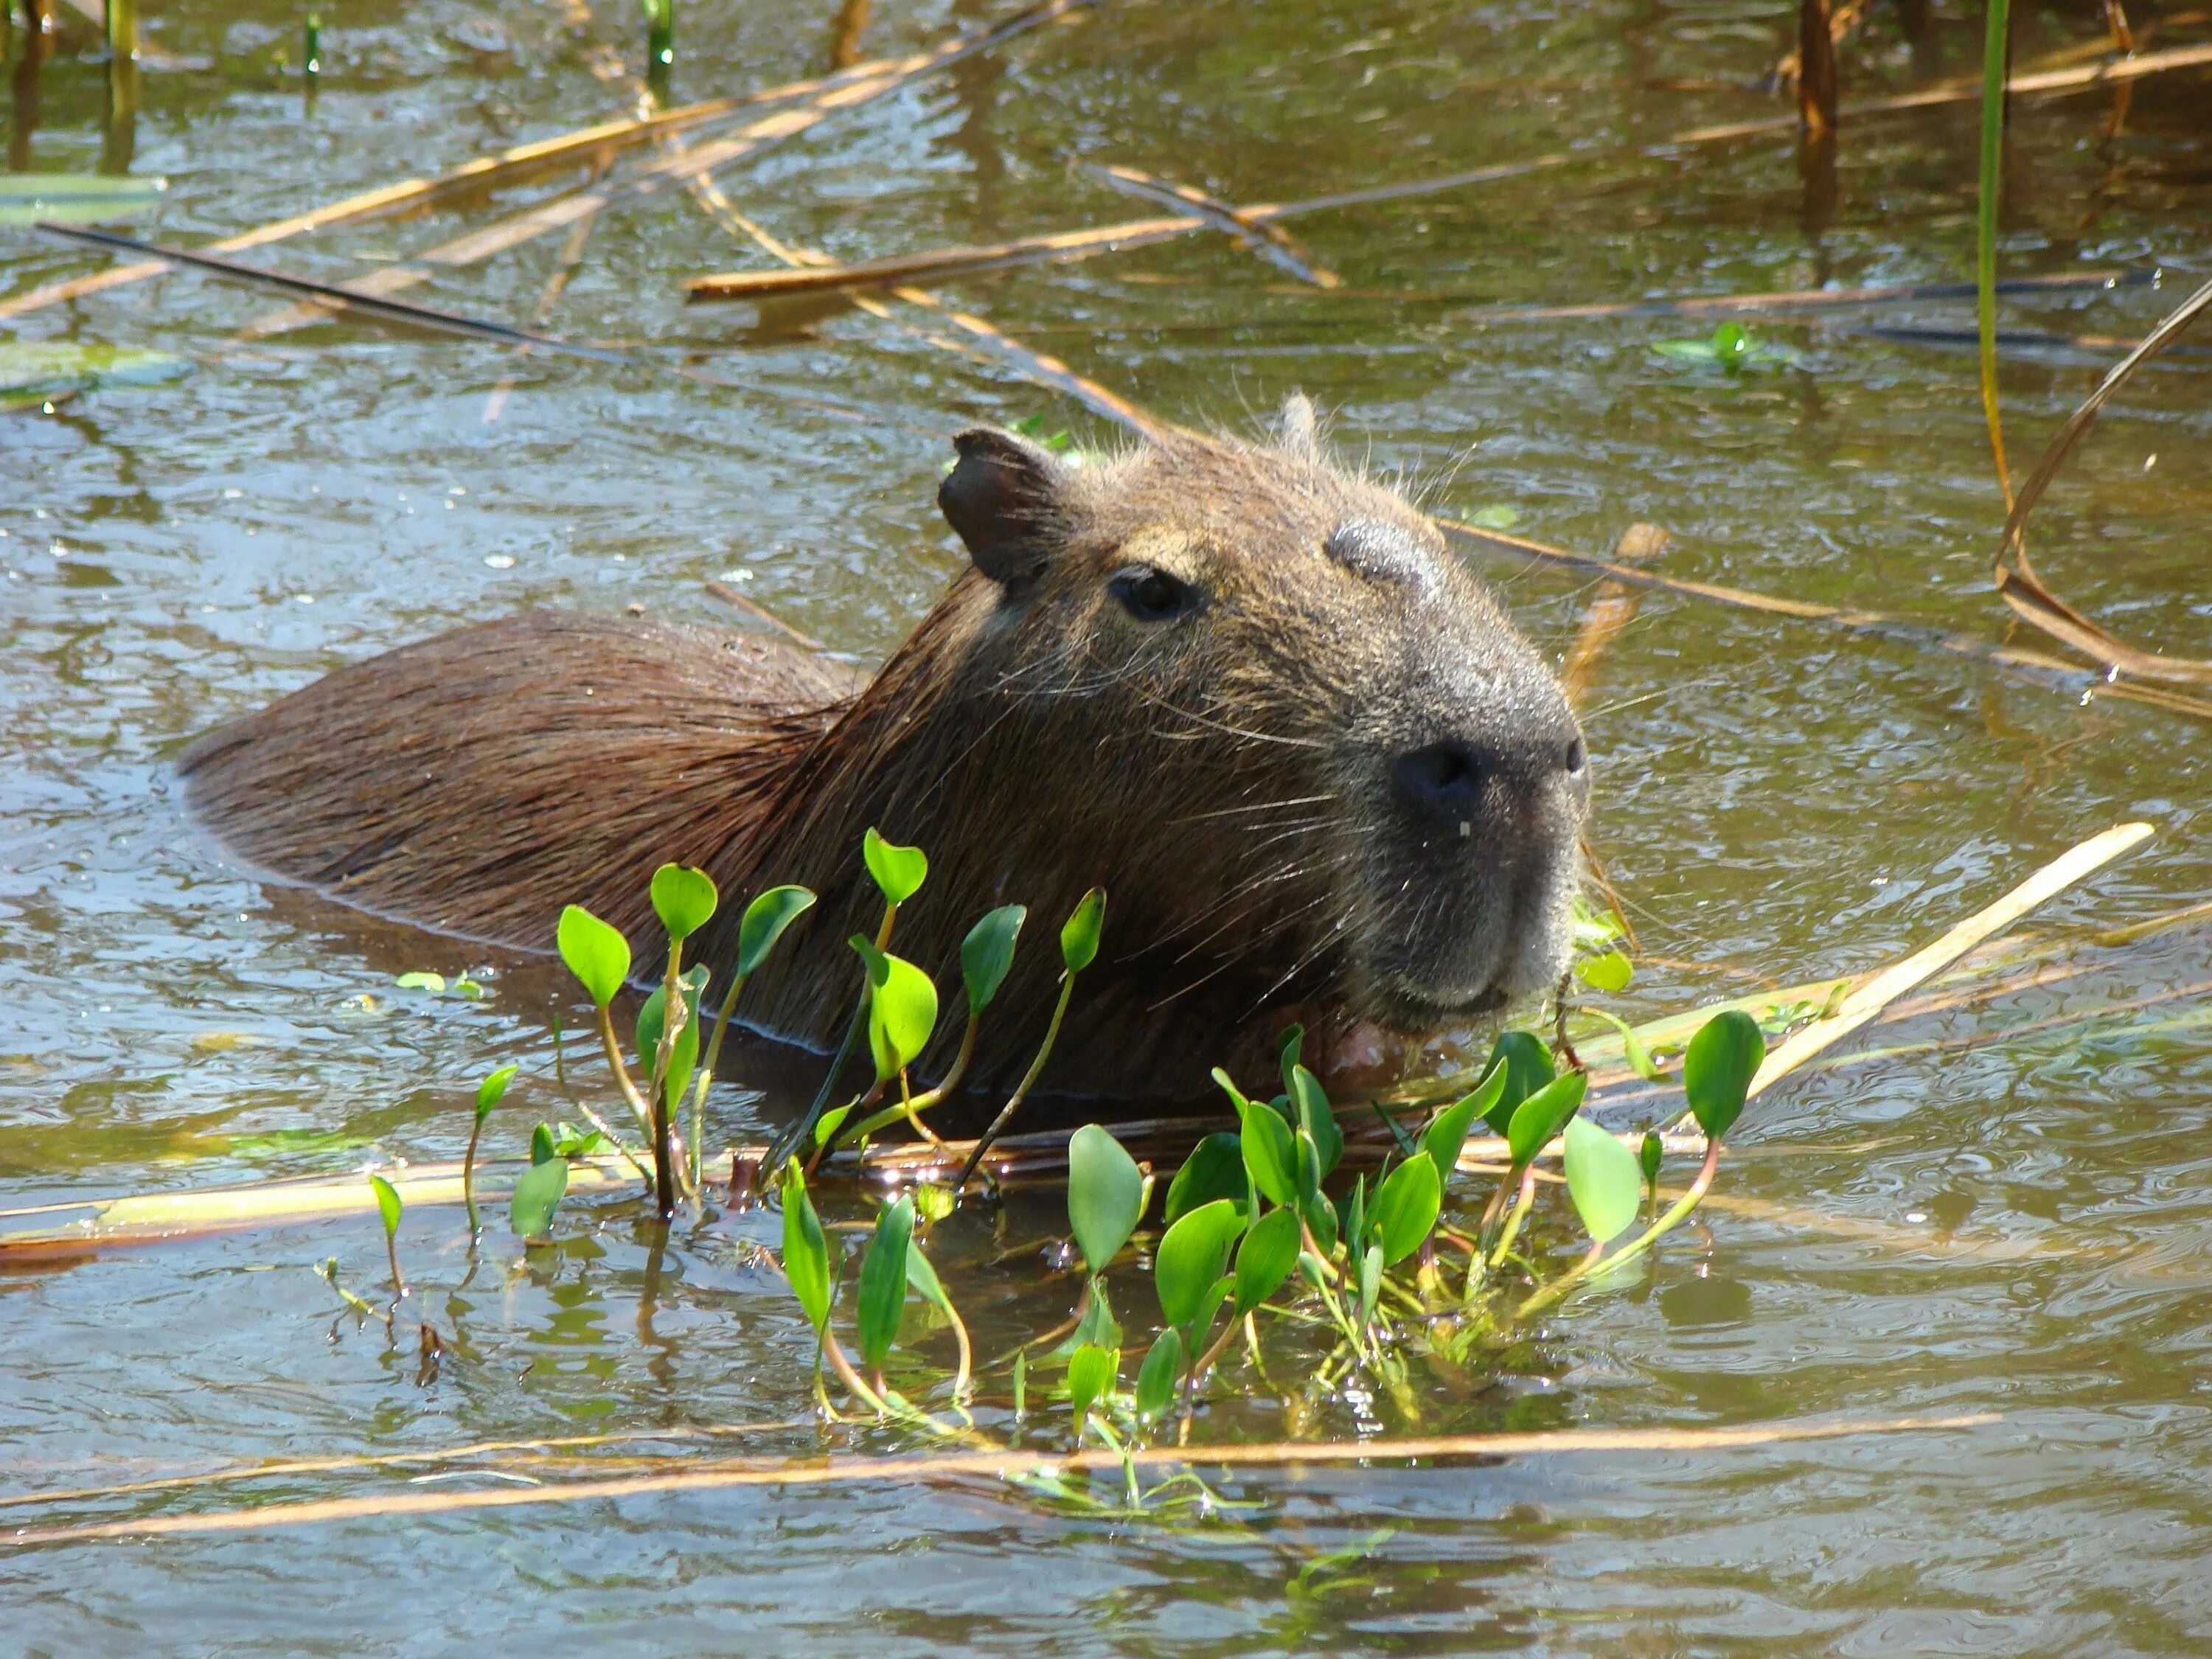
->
xmin=6 ymin=0 xmax=2212 ymax=1650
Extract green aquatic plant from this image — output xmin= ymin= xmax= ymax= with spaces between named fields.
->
xmin=366 ymin=1173 xmax=405 ymax=1296
xmin=460 ymin=1063 xmax=517 ymax=1234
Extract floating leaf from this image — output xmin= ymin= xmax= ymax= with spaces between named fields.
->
xmin=1369 ymin=1153 xmax=1441 ymax=1265
xmin=0 ymin=343 xmax=191 ymax=407
xmin=393 ymin=971 xmax=446 ymax=993
xmin=1286 ymin=1065 xmax=1342 ymax=1183
xmin=851 ymin=941 xmax=937 ymax=1082
xmin=855 ymin=1197 xmax=915 ymax=1369
xmin=1155 ymin=1199 xmax=1244 ymax=1333
xmin=366 ymin=1172 xmax=402 ymax=1241
xmin=1066 ymin=1124 xmax=1145 ymax=1276
xmin=0 ymin=173 xmax=166 ymax=226
xmin=1505 ymin=1071 xmax=1587 ymax=1169
xmin=1422 ymin=1060 xmax=1507 ymax=1183
xmin=1562 ymin=1117 xmax=1641 ymax=1246
xmin=1067 ymin=1341 xmax=1119 ymax=1426
xmin=861 ymin=827 xmax=927 ymax=907
xmin=1233 ymin=1206 xmax=1301 ymax=1315
xmin=508 ymin=1156 xmax=568 ymax=1239
xmin=557 ymin=905 xmax=630 ymax=1008
xmin=1464 ymin=503 xmax=1520 ymax=530
xmin=736 ymin=884 xmax=815 ymax=975
xmin=779 ymin=1160 xmax=832 ymax=1333
xmin=1134 ymin=1328 xmax=1185 ymax=1419
xmin=1684 ymin=1009 xmax=1764 ymax=1141
xmin=1165 ymin=1132 xmax=1247 ymax=1225
xmin=1575 ymin=949 xmax=1634 ymax=994
xmin=1652 ymin=321 xmax=1802 ymax=371
xmin=1482 ymin=1032 xmax=1555 ymax=1135
xmin=960 ymin=904 xmax=1026 ymax=1015
xmin=648 ymin=863 xmax=718 ymax=942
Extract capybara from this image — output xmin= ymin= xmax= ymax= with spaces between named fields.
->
xmin=182 ymin=400 xmax=1590 ymax=1100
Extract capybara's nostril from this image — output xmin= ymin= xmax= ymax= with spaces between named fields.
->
xmin=1391 ymin=739 xmax=1486 ymax=827
xmin=1562 ymin=734 xmax=1587 ymax=775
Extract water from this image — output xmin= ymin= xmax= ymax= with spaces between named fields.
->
xmin=5 ymin=0 xmax=2212 ymax=1650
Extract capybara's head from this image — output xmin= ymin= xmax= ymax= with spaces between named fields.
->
xmin=910 ymin=397 xmax=1587 ymax=1054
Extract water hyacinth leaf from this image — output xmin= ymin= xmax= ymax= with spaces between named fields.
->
xmin=648 ymin=863 xmax=718 ymax=942
xmin=1066 ymin=1124 xmax=1146 ymax=1275
xmin=474 ymin=1063 xmax=518 ymax=1124
xmin=1482 ymin=1032 xmax=1555 ymax=1135
xmin=1684 ymin=1009 xmax=1765 ymax=1141
xmin=960 ymin=904 xmax=1026 ymax=1014
xmin=1358 ymin=1242 xmax=1384 ymax=1324
xmin=1588 ymin=1009 xmax=1662 ymax=1082
xmin=1506 ymin=1071 xmax=1588 ymax=1169
xmin=813 ymin=1105 xmax=852 ymax=1148
xmin=0 ymin=173 xmax=167 ymax=226
xmin=1060 ymin=887 xmax=1106 ymax=973
xmin=367 ymin=1173 xmax=401 ymax=1240
xmin=529 ymin=1121 xmax=557 ymax=1165
xmin=861 ymin=827 xmax=927 ymax=906
xmin=1287 ymin=1065 xmax=1342 ymax=1181
xmin=1301 ymin=1189 xmax=1338 ymax=1258
xmin=549 ymin=1123 xmax=608 ymax=1158
xmin=394 ymin=971 xmax=446 ymax=992
xmin=508 ymin=1155 xmax=568 ymax=1239
xmin=1165 ymin=1132 xmax=1248 ymax=1225
xmin=855 ymin=1197 xmax=915 ymax=1369
xmin=1232 ymin=1086 xmax=1298 ymax=1208
xmin=1640 ymin=1130 xmax=1664 ymax=1192
xmin=1276 ymin=1024 xmax=1304 ymax=1093
xmin=1067 ymin=1342 xmax=1119 ymax=1425
xmin=1465 ymin=502 xmax=1520 ymax=530
xmin=1070 ymin=1281 xmax=1121 ymax=1353
xmin=1335 ymin=1173 xmax=1367 ymax=1263
xmin=557 ymin=905 xmax=630 ymax=1007
xmin=779 ymin=1161 xmax=832 ymax=1333
xmin=1369 ymin=1152 xmax=1441 ymax=1265
xmin=1423 ymin=1060 xmax=1507 ymax=1182
xmin=1293 ymin=1128 xmax=1324 ymax=1206
xmin=1135 ymin=1328 xmax=1185 ymax=1419
xmin=736 ymin=884 xmax=815 ymax=975
xmin=1155 ymin=1199 xmax=1245 ymax=1332
xmin=858 ymin=947 xmax=938 ymax=1082
xmin=1233 ymin=1206 xmax=1301 ymax=1315
xmin=904 ymin=1239 xmax=953 ymax=1315
xmin=0 ymin=343 xmax=192 ymax=406
xmin=1575 ymin=949 xmax=1634 ymax=994
xmin=1562 ymin=1117 xmax=1641 ymax=1245
xmin=636 ymin=964 xmax=706 ymax=1106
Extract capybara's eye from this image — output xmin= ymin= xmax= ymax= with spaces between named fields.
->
xmin=1109 ymin=565 xmax=1198 ymax=622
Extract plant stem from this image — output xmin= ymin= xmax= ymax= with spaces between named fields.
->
xmin=1977 ymin=0 xmax=2014 ymax=507
xmin=462 ymin=1115 xmax=484 ymax=1236
xmin=595 ymin=1004 xmax=655 ymax=1141
xmin=686 ymin=967 xmax=751 ymax=1191
xmin=770 ymin=902 xmax=896 ymax=1167
xmin=1514 ymin=1138 xmax=1722 ymax=1322
xmin=1487 ymin=1166 xmax=1538 ymax=1269
xmin=954 ymin=971 xmax=1075 ymax=1192
xmin=385 ymin=1229 xmax=406 ymax=1299
xmin=839 ymin=1011 xmax=976 ymax=1145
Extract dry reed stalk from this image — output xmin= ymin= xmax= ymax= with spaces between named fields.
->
xmin=222 ymin=0 xmax=1091 ymax=342
xmin=0 ymin=1420 xmax=807 ymax=1512
xmin=1989 ymin=271 xmax=2212 ymax=686
xmin=0 ymin=1413 xmax=1997 ymax=1547
xmin=686 ymin=40 xmax=2212 ymax=304
xmin=1796 ymin=0 xmax=1841 ymax=136
xmin=1562 ymin=522 xmax=1672 ymax=707
xmin=1442 ymin=515 xmax=2212 ymax=724
xmin=702 ymin=578 xmax=826 ymax=651
xmin=482 ymin=182 xmax=611 ymax=422
xmin=0 ymin=48 xmax=928 ymax=326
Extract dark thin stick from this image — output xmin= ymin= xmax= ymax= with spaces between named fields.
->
xmin=1084 ymin=164 xmax=1340 ymax=288
xmin=1798 ymin=0 xmax=1839 ymax=136
xmin=34 ymin=223 xmax=627 ymax=361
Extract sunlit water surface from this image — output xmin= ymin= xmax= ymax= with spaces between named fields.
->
xmin=4 ymin=1 xmax=2212 ymax=1652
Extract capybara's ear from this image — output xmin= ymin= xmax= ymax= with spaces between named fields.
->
xmin=938 ymin=426 xmax=1071 ymax=585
